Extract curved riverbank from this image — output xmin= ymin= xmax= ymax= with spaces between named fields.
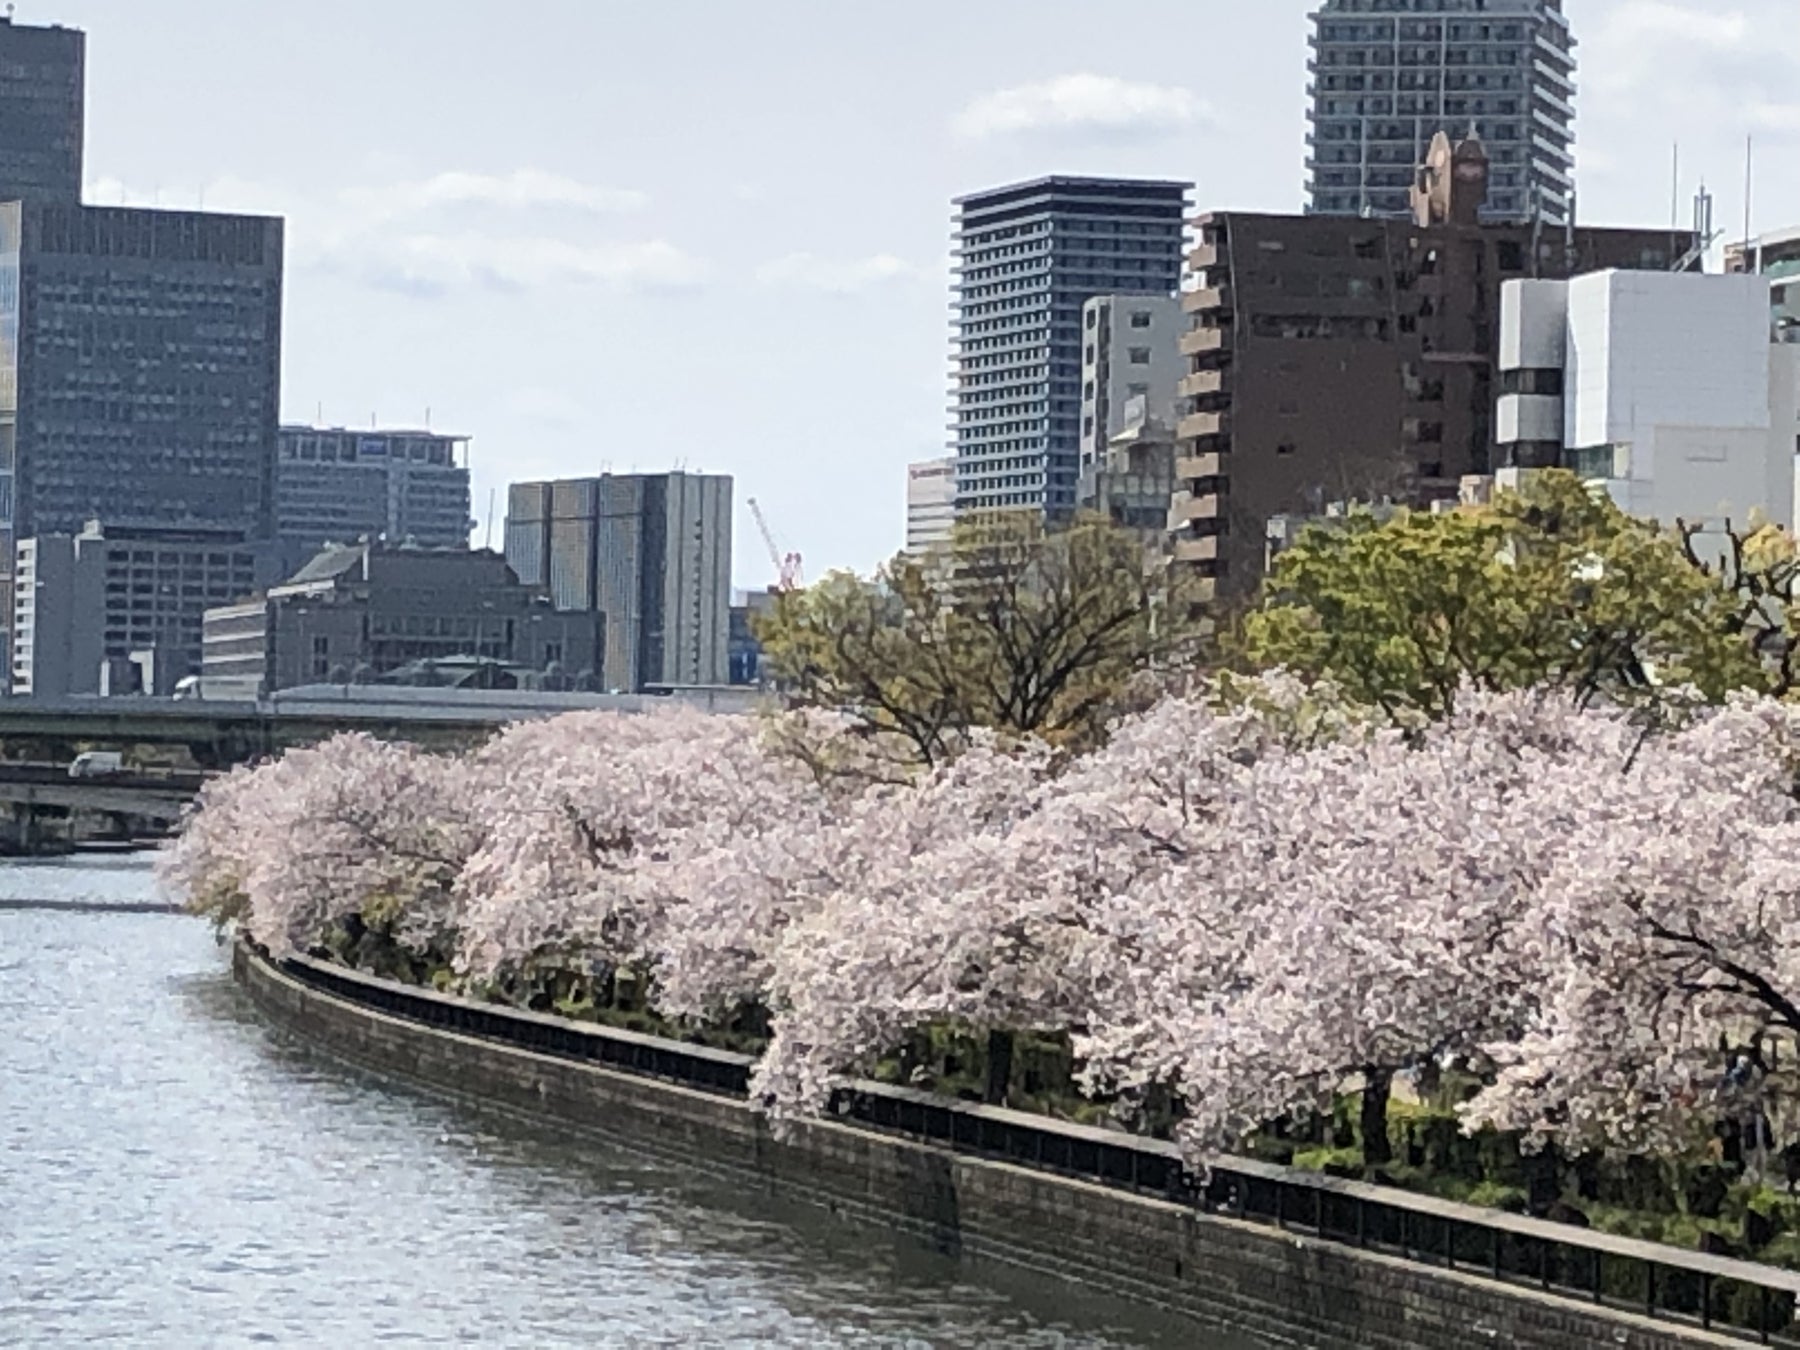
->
xmin=235 ymin=941 xmax=1783 ymax=1350
xmin=0 ymin=871 xmax=1194 ymax=1347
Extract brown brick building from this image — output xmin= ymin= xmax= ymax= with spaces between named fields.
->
xmin=1171 ymin=134 xmax=1696 ymax=600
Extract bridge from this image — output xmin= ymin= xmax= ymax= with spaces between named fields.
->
xmin=0 ymin=763 xmax=204 ymax=853
xmin=0 ymin=684 xmax=761 ymax=770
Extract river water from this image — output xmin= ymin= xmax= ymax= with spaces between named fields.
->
xmin=0 ymin=857 xmax=1246 ymax=1348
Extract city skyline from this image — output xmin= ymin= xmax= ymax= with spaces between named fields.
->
xmin=42 ymin=0 xmax=1800 ymax=582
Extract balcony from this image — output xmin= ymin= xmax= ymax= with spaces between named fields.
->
xmin=1183 ymin=285 xmax=1228 ymax=314
xmin=1175 ymin=452 xmax=1223 ymax=480
xmin=1172 ymin=534 xmax=1221 ymax=564
xmin=1178 ymin=410 xmax=1227 ymax=441
xmin=1180 ymin=327 xmax=1226 ymax=358
xmin=1178 ymin=369 xmax=1224 ymax=400
xmin=1188 ymin=241 xmax=1220 ymax=271
xmin=1173 ymin=493 xmax=1220 ymax=524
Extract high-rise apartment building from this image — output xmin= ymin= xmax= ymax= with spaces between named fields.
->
xmin=1306 ymin=0 xmax=1575 ymax=223
xmin=0 ymin=18 xmax=84 ymax=204
xmin=504 ymin=472 xmax=731 ymax=692
xmin=1079 ymin=294 xmax=1182 ymax=471
xmin=276 ymin=425 xmax=473 ymax=560
xmin=905 ymin=456 xmax=956 ymax=554
xmin=951 ymin=177 xmax=1188 ymax=518
xmin=1171 ymin=133 xmax=1693 ymax=601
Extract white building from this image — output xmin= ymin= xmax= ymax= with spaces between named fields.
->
xmin=1728 ymin=226 xmax=1800 ymax=341
xmin=1079 ymin=294 xmax=1182 ymax=471
xmin=1498 ymin=270 xmax=1800 ymax=533
xmin=906 ymin=456 xmax=956 ymax=554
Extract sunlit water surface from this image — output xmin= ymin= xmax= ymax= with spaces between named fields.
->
xmin=0 ymin=856 xmax=1250 ymax=1347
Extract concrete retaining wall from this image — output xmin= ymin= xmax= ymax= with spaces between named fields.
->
xmin=234 ymin=944 xmax=1747 ymax=1350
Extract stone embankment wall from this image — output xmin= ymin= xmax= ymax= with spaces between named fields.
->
xmin=235 ymin=944 xmax=1747 ymax=1350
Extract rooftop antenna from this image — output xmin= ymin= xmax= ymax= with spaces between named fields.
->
xmin=424 ymin=405 xmax=431 ymax=429
xmin=483 ymin=488 xmax=496 ymax=551
xmin=1670 ymin=141 xmax=1679 ymax=229
xmin=1562 ymin=185 xmax=1576 ymax=271
xmin=1672 ymin=181 xmax=1718 ymax=273
xmin=1743 ymin=133 xmax=1755 ymax=251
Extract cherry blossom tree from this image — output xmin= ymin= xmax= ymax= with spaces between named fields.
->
xmin=451 ymin=706 xmax=830 ymax=1015
xmin=162 ymin=667 xmax=1800 ymax=1185
xmin=750 ymin=671 xmax=1372 ymax=1125
xmin=1134 ymin=690 xmax=1631 ymax=1170
xmin=161 ymin=732 xmax=483 ymax=974
xmin=1462 ymin=696 xmax=1800 ymax=1157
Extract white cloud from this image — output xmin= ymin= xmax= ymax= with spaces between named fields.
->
xmin=343 ymin=233 xmax=709 ymax=297
xmin=953 ymin=73 xmax=1210 ymax=141
xmin=86 ymin=171 xmax=700 ymax=299
xmin=1585 ymin=1 xmax=1784 ymax=97
xmin=343 ymin=168 xmax=649 ymax=222
xmin=504 ymin=386 xmax=592 ymax=429
xmin=1750 ymin=101 xmax=1800 ymax=137
xmin=754 ymin=252 xmax=925 ymax=294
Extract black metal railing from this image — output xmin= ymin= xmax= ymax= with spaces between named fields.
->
xmin=271 ymin=949 xmax=1800 ymax=1344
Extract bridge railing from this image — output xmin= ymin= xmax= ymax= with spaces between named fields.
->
xmin=274 ymin=948 xmax=1800 ymax=1344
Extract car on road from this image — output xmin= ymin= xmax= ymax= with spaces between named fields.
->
xmin=68 ymin=751 xmax=125 ymax=779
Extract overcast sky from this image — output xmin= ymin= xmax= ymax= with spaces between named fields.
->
xmin=51 ymin=0 xmax=1800 ymax=586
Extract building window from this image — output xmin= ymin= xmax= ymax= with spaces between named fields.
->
xmin=1277 ymin=441 xmax=1297 ymax=456
xmin=1129 ymin=311 xmax=1153 ymax=328
xmin=1128 ymin=347 xmax=1151 ymax=365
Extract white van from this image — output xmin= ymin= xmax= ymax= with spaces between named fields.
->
xmin=68 ymin=751 xmax=125 ymax=779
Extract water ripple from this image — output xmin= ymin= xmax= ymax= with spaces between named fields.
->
xmin=0 ymin=858 xmax=1238 ymax=1348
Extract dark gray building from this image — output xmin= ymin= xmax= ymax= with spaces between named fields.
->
xmin=0 ymin=17 xmax=84 ymax=205
xmin=0 ymin=201 xmax=285 ymax=666
xmin=1305 ymin=0 xmax=1576 ymax=223
xmin=951 ymin=177 xmax=1188 ymax=518
xmin=505 ymin=472 xmax=731 ymax=692
xmin=276 ymin=424 xmax=472 ymax=561
xmin=202 ymin=543 xmax=601 ymax=695
xmin=12 ymin=520 xmax=276 ymax=697
xmin=0 ymin=202 xmax=284 ymax=542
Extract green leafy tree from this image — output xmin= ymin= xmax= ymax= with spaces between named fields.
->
xmin=755 ymin=513 xmax=1210 ymax=770
xmin=1239 ymin=471 xmax=1768 ymax=718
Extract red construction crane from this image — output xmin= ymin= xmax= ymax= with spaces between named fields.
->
xmin=747 ymin=497 xmax=804 ymax=592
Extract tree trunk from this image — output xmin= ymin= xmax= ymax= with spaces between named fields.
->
xmin=984 ymin=1030 xmax=1015 ymax=1106
xmin=1361 ymin=1066 xmax=1394 ymax=1173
